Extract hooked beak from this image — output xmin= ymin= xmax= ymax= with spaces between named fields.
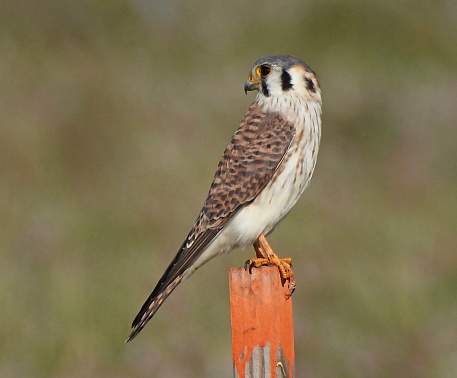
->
xmin=244 ymin=75 xmax=259 ymax=94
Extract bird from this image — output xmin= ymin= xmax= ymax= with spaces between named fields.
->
xmin=126 ymin=55 xmax=322 ymax=342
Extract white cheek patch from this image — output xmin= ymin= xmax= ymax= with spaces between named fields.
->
xmin=264 ymin=71 xmax=286 ymax=97
xmin=289 ymin=65 xmax=310 ymax=97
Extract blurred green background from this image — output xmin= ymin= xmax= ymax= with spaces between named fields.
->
xmin=1 ymin=0 xmax=457 ymax=377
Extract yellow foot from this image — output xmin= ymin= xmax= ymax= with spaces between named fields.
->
xmin=244 ymin=233 xmax=296 ymax=299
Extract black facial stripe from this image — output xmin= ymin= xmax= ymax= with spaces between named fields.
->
xmin=281 ymin=70 xmax=293 ymax=91
xmin=305 ymin=77 xmax=316 ymax=93
xmin=261 ymin=79 xmax=269 ymax=97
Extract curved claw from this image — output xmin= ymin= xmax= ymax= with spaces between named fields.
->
xmin=247 ymin=233 xmax=297 ymax=299
xmin=244 ymin=259 xmax=254 ymax=274
xmin=245 ymin=258 xmax=269 ymax=274
xmin=244 ymin=255 xmax=296 ymax=297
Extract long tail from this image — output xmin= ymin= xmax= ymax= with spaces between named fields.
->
xmin=126 ymin=227 xmax=220 ymax=342
xmin=125 ymin=274 xmax=183 ymax=342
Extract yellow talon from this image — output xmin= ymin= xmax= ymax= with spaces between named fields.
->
xmin=245 ymin=233 xmax=296 ymax=298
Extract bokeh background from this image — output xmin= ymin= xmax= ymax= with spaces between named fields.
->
xmin=1 ymin=0 xmax=457 ymax=377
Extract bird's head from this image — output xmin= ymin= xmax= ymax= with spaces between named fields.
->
xmin=244 ymin=55 xmax=321 ymax=104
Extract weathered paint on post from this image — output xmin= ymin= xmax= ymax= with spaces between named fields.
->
xmin=229 ymin=266 xmax=295 ymax=378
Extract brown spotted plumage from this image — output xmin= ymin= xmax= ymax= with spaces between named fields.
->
xmin=127 ymin=55 xmax=322 ymax=341
xmin=204 ymin=104 xmax=296 ymax=228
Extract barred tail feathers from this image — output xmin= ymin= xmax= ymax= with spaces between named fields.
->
xmin=126 ymin=274 xmax=183 ymax=342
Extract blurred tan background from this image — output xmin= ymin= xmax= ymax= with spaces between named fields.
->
xmin=1 ymin=0 xmax=457 ymax=377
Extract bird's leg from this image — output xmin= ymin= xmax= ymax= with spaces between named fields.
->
xmin=245 ymin=233 xmax=296 ymax=299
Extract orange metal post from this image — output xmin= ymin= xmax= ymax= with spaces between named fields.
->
xmin=229 ymin=266 xmax=295 ymax=378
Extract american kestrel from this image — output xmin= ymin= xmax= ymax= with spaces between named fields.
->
xmin=127 ymin=55 xmax=322 ymax=342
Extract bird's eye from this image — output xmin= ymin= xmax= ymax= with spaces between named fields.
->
xmin=256 ymin=65 xmax=272 ymax=78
